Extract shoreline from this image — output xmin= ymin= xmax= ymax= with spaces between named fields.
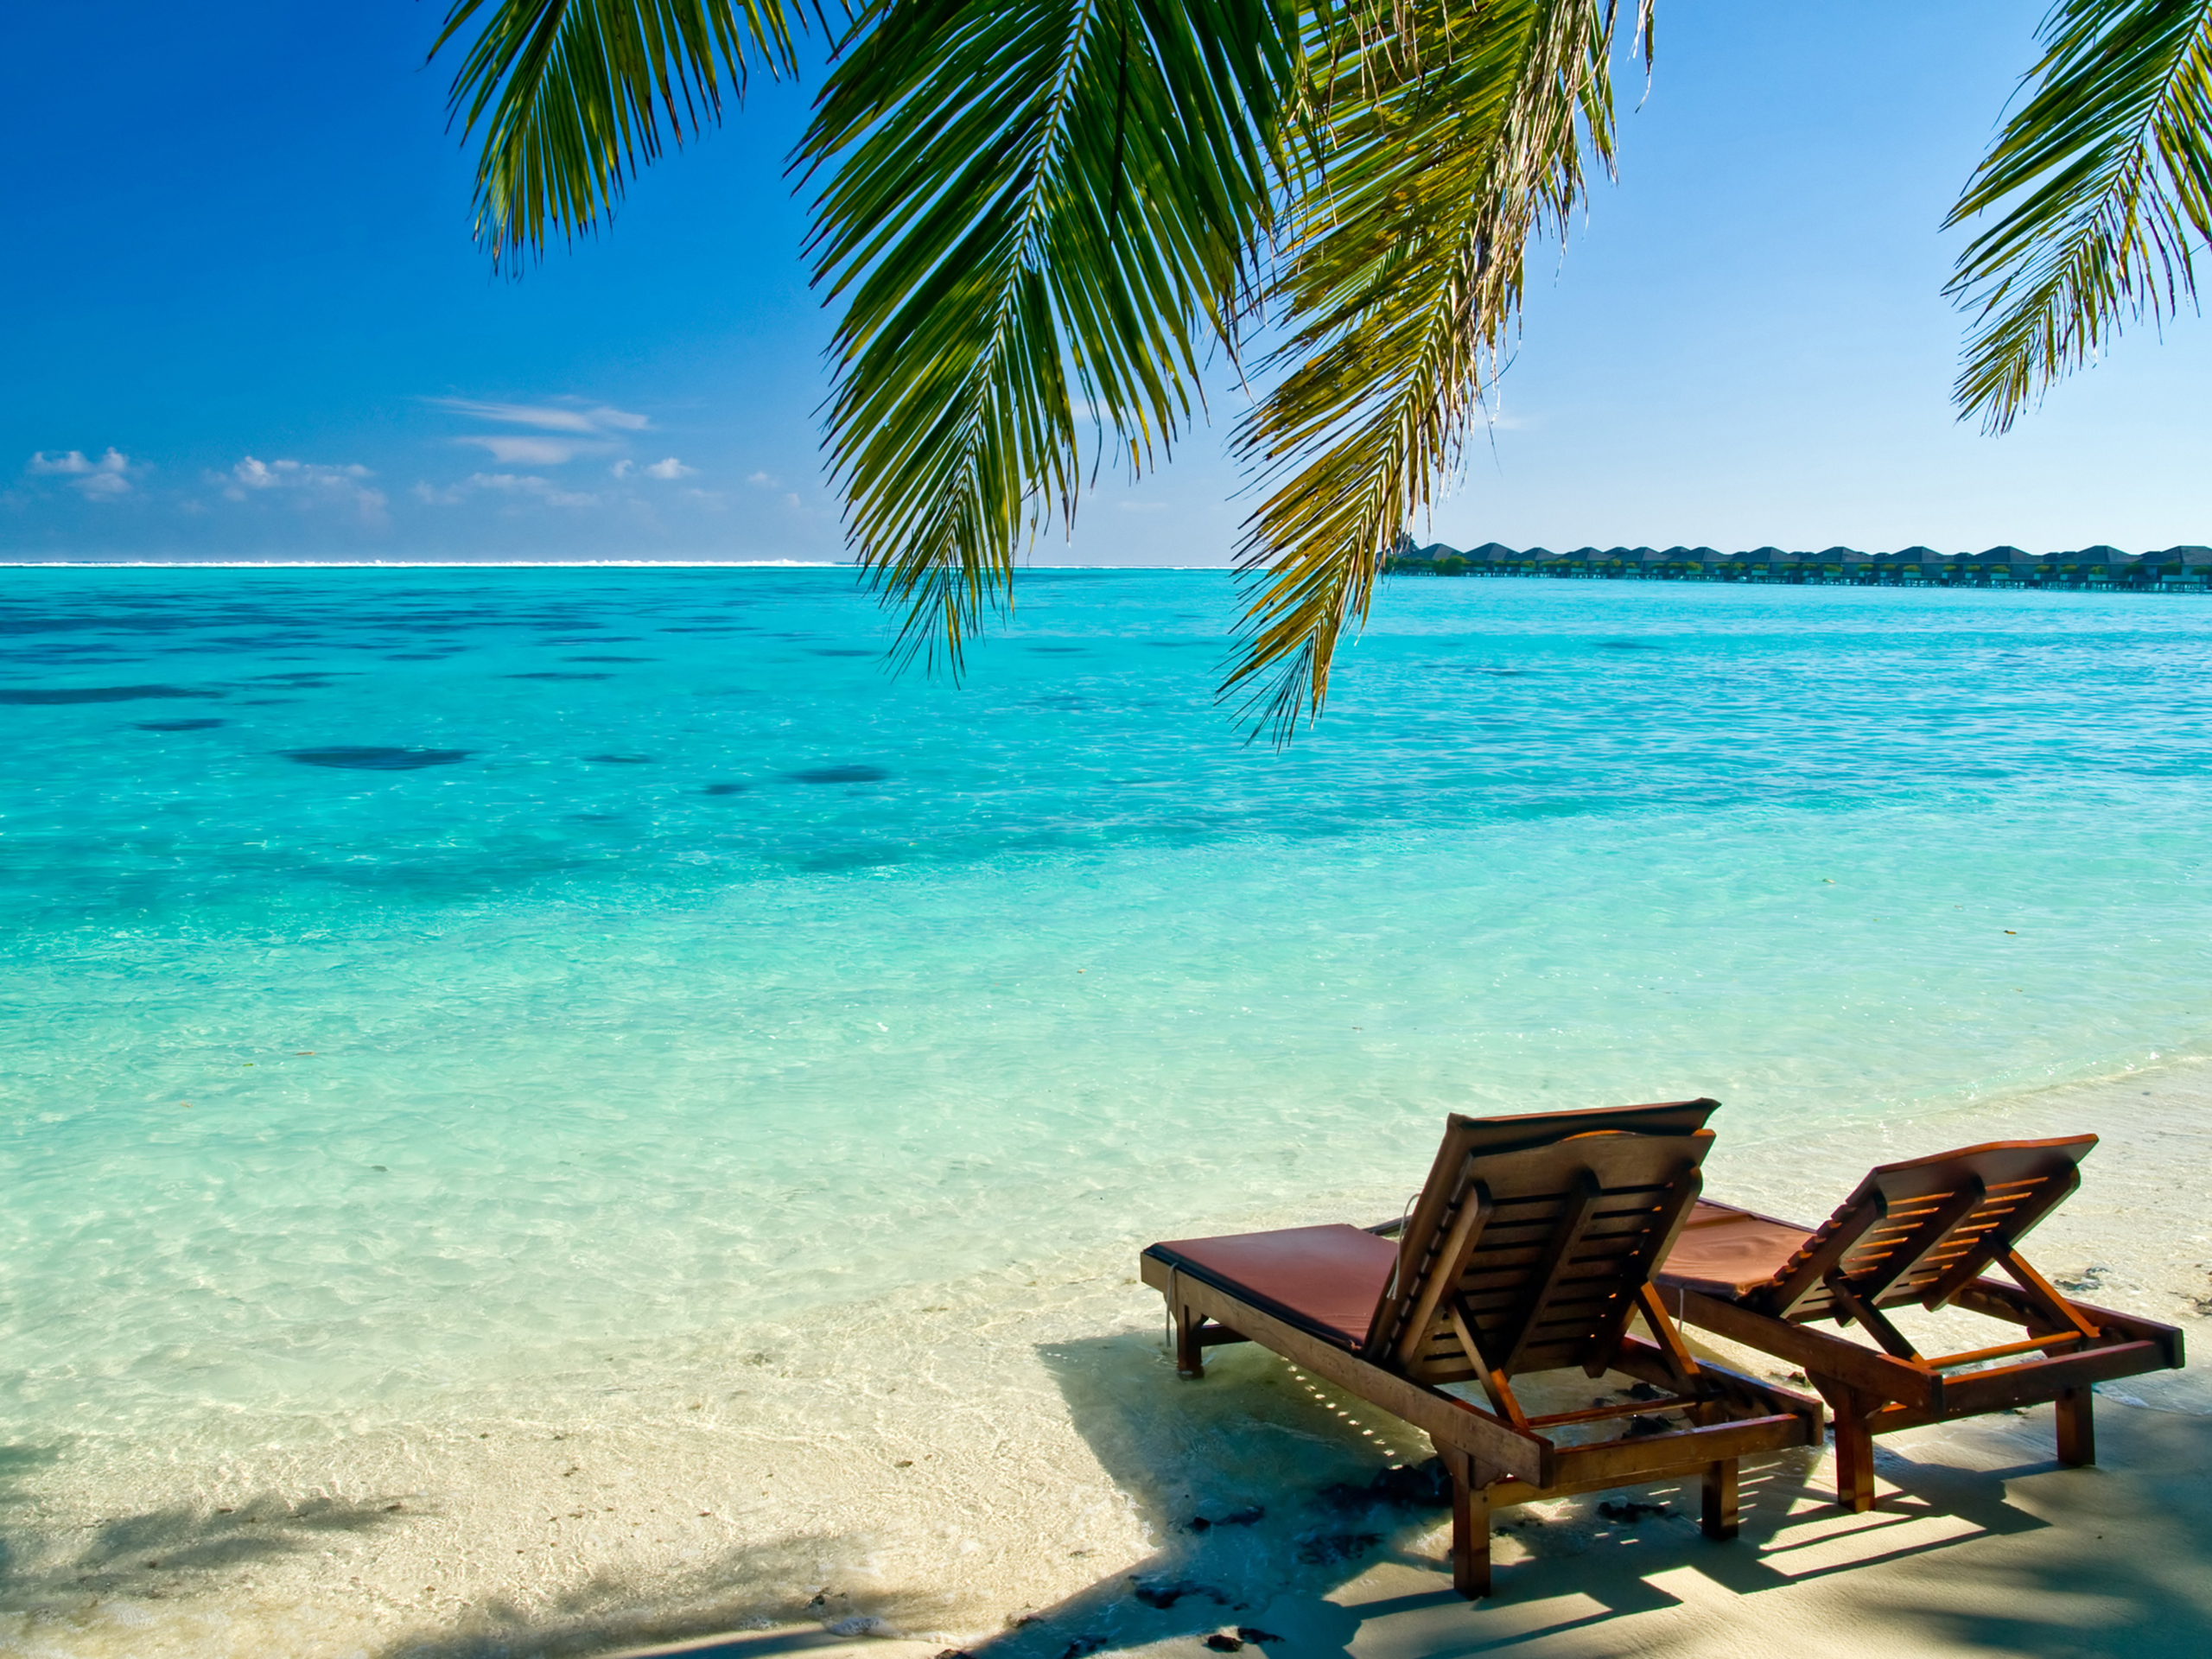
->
xmin=2 ymin=1060 xmax=2204 ymax=1658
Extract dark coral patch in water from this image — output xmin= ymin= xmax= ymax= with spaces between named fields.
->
xmin=137 ymin=718 xmax=226 ymax=732
xmin=788 ymin=765 xmax=891 ymax=785
xmin=0 ymin=684 xmax=221 ymax=704
xmin=702 ymin=782 xmax=750 ymax=796
xmin=283 ymin=747 xmax=470 ymax=771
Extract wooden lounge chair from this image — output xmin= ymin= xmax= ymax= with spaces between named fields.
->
xmin=1656 ymin=1135 xmax=2186 ymax=1512
xmin=1140 ymin=1100 xmax=1824 ymax=1598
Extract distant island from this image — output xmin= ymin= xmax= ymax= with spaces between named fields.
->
xmin=1387 ymin=542 xmax=2212 ymax=590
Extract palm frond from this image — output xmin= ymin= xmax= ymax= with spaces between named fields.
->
xmin=1947 ymin=0 xmax=2212 ymax=432
xmin=1224 ymin=0 xmax=1638 ymax=741
xmin=432 ymin=0 xmax=831 ymax=267
xmin=800 ymin=0 xmax=1296 ymax=671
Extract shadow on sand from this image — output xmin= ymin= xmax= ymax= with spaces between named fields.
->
xmin=930 ymin=1332 xmax=2212 ymax=1659
xmin=0 ymin=1439 xmax=415 ymax=1613
xmin=6 ymin=1335 xmax=2205 ymax=1659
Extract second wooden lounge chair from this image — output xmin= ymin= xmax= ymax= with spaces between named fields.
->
xmin=1656 ymin=1135 xmax=2186 ymax=1512
xmin=1141 ymin=1100 xmax=1824 ymax=1598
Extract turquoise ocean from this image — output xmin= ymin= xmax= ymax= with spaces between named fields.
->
xmin=5 ymin=564 xmax=2210 ymax=1454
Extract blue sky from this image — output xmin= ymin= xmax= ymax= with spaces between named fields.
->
xmin=4 ymin=1 xmax=2206 ymax=563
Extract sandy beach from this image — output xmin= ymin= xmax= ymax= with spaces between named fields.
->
xmin=1 ymin=1058 xmax=2203 ymax=1659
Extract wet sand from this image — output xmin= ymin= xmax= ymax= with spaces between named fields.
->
xmin=3 ymin=1062 xmax=2205 ymax=1658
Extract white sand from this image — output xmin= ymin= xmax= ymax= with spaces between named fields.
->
xmin=2 ymin=1064 xmax=2205 ymax=1659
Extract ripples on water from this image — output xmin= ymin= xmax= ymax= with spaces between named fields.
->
xmin=3 ymin=565 xmax=2209 ymax=1432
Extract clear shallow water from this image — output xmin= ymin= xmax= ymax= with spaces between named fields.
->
xmin=4 ymin=565 xmax=2211 ymax=1439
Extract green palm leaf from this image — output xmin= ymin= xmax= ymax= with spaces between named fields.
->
xmin=433 ymin=0 xmax=832 ymax=266
xmin=1224 ymin=0 xmax=1637 ymax=739
xmin=800 ymin=0 xmax=1296 ymax=671
xmin=1947 ymin=0 xmax=2212 ymax=432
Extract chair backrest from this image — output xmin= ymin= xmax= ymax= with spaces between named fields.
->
xmin=1363 ymin=1105 xmax=1716 ymax=1382
xmin=1752 ymin=1135 xmax=2096 ymax=1321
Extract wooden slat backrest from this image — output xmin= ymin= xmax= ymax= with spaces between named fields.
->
xmin=1754 ymin=1136 xmax=2097 ymax=1322
xmin=1363 ymin=1099 xmax=1719 ymax=1359
xmin=1367 ymin=1128 xmax=1713 ymax=1384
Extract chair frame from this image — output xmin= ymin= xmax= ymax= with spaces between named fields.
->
xmin=1141 ymin=1103 xmax=1824 ymax=1598
xmin=1656 ymin=1136 xmax=2185 ymax=1512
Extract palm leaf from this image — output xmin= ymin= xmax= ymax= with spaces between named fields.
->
xmin=432 ymin=0 xmax=832 ymax=266
xmin=800 ymin=0 xmax=1296 ymax=671
xmin=1224 ymin=0 xmax=1638 ymax=740
xmin=1947 ymin=0 xmax=2212 ymax=433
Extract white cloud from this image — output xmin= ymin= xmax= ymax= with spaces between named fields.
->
xmin=747 ymin=470 xmax=777 ymax=486
xmin=28 ymin=448 xmax=134 ymax=498
xmin=432 ymin=398 xmax=650 ymax=434
xmin=417 ymin=471 xmax=599 ymax=509
xmin=217 ymin=456 xmax=385 ymax=524
xmin=613 ymin=455 xmax=697 ymax=481
xmin=457 ymin=435 xmax=585 ymax=466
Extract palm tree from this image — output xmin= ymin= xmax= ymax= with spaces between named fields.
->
xmin=430 ymin=0 xmax=2212 ymax=736
xmin=1947 ymin=0 xmax=2212 ymax=435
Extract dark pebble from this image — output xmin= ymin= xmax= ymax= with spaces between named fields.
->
xmin=1236 ymin=1630 xmax=1284 ymax=1645
xmin=1204 ymin=1637 xmax=1244 ymax=1654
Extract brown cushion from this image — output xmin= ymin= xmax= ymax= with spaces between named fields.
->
xmin=1658 ymin=1200 xmax=1815 ymax=1299
xmin=1146 ymin=1224 xmax=1400 ymax=1350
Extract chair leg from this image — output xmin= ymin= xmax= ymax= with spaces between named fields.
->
xmin=1829 ymin=1386 xmax=1878 ymax=1513
xmin=1444 ymin=1452 xmax=1491 ymax=1599
xmin=1701 ymin=1459 xmax=1739 ymax=1540
xmin=1172 ymin=1301 xmax=1205 ymax=1379
xmin=2055 ymin=1386 xmax=2095 ymax=1466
